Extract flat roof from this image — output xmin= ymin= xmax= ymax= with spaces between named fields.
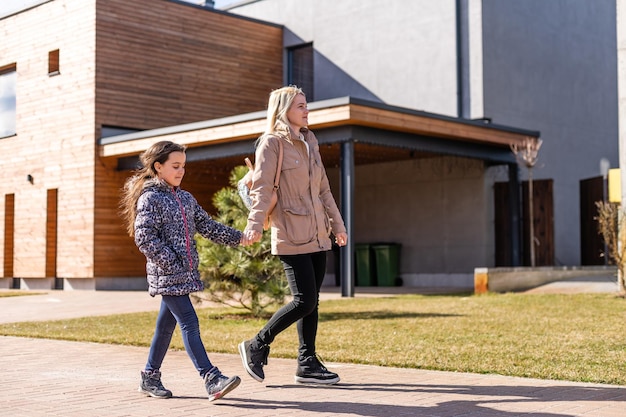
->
xmin=99 ymin=96 xmax=540 ymax=168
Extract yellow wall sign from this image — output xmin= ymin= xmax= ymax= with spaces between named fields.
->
xmin=609 ymin=168 xmax=621 ymax=203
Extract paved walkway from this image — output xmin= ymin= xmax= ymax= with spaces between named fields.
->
xmin=0 ymin=286 xmax=624 ymax=417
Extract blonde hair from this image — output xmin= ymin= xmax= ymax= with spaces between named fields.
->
xmin=119 ymin=141 xmax=186 ymax=237
xmin=264 ymin=85 xmax=305 ymax=136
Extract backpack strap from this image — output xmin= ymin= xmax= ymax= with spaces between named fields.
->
xmin=273 ymin=138 xmax=283 ymax=190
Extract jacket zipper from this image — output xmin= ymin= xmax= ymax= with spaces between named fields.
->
xmin=172 ymin=189 xmax=193 ymax=270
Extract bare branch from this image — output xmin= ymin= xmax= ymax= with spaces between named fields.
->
xmin=511 ymin=136 xmax=543 ymax=168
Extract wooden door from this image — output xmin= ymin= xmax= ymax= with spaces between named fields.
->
xmin=521 ymin=179 xmax=554 ymax=266
xmin=46 ymin=189 xmax=60 ymax=288
xmin=4 ymin=194 xmax=14 ymax=278
xmin=494 ymin=182 xmax=512 ymax=266
xmin=495 ymin=179 xmax=554 ymax=266
xmin=579 ymin=176 xmax=605 ymax=265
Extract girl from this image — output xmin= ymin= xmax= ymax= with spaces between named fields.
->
xmin=120 ymin=140 xmax=247 ymax=401
xmin=239 ymin=86 xmax=348 ymax=385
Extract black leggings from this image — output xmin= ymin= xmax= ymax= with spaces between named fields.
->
xmin=256 ymin=251 xmax=327 ymax=359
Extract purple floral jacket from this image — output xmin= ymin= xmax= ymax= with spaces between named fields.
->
xmin=134 ymin=179 xmax=242 ymax=296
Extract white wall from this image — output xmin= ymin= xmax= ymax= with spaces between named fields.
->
xmin=230 ymin=0 xmax=460 ymax=116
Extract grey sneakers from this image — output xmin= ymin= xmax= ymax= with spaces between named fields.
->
xmin=138 ymin=370 xmax=173 ymax=398
xmin=295 ymin=355 xmax=340 ymax=385
xmin=139 ymin=368 xmax=240 ymax=401
xmin=238 ymin=339 xmax=270 ymax=382
xmin=204 ymin=367 xmax=241 ymax=402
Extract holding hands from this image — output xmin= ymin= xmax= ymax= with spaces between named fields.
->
xmin=242 ymin=230 xmax=346 ymax=247
xmin=240 ymin=228 xmax=262 ymax=246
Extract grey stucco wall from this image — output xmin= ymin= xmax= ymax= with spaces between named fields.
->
xmin=482 ymin=0 xmax=618 ymax=265
xmin=229 ymin=0 xmax=620 ymax=273
xmin=620 ymin=0 xmax=626 ymax=206
xmin=327 ymin=155 xmax=492 ymax=276
xmin=230 ymin=0 xmax=460 ymax=116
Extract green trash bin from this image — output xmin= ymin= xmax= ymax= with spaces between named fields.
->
xmin=355 ymin=244 xmax=375 ymax=286
xmin=371 ymin=243 xmax=401 ymax=286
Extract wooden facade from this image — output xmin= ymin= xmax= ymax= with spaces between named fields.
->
xmin=0 ymin=0 xmax=283 ymax=288
xmin=1 ymin=0 xmax=540 ymax=290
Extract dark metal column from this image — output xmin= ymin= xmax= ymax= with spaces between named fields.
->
xmin=508 ymin=163 xmax=521 ymax=266
xmin=340 ymin=140 xmax=355 ymax=297
xmin=456 ymin=0 xmax=470 ymax=119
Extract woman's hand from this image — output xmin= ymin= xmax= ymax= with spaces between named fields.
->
xmin=240 ymin=229 xmax=260 ymax=246
xmin=335 ymin=232 xmax=348 ymax=247
xmin=244 ymin=228 xmax=262 ymax=245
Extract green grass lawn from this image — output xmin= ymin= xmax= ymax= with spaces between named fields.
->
xmin=0 ymin=292 xmax=624 ymax=385
xmin=0 ymin=290 xmax=45 ymax=298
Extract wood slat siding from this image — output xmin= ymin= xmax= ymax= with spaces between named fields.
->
xmin=93 ymin=0 xmax=283 ymax=278
xmin=1 ymin=0 xmax=97 ymax=280
xmin=93 ymin=165 xmax=146 ymax=278
xmin=346 ymin=104 xmax=531 ymax=147
xmin=0 ymin=0 xmax=281 ymax=282
xmin=183 ymin=161 xmax=234 ymax=214
xmin=102 ymin=103 xmax=536 ymax=161
xmin=95 ymin=0 xmax=283 ymax=130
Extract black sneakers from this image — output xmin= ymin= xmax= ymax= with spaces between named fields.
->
xmin=203 ymin=367 xmax=241 ymax=402
xmin=295 ymin=355 xmax=340 ymax=385
xmin=238 ymin=339 xmax=270 ymax=382
xmin=138 ymin=369 xmax=173 ymax=398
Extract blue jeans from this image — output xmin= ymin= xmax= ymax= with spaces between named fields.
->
xmin=145 ymin=294 xmax=213 ymax=378
xmin=256 ymin=251 xmax=327 ymax=359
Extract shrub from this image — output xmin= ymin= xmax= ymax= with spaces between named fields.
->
xmin=594 ymin=201 xmax=626 ymax=295
xmin=197 ymin=166 xmax=288 ymax=317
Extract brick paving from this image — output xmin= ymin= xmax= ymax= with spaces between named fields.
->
xmin=0 ymin=288 xmax=624 ymax=417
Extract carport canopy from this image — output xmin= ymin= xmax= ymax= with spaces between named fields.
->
xmin=99 ymin=96 xmax=540 ymax=296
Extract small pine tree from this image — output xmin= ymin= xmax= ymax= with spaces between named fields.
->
xmin=196 ymin=165 xmax=288 ymax=317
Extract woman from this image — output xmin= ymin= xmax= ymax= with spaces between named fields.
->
xmin=239 ymin=86 xmax=348 ymax=385
xmin=120 ymin=140 xmax=248 ymax=401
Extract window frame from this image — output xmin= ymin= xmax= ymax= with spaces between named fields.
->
xmin=287 ymin=43 xmax=314 ymax=100
xmin=0 ymin=63 xmax=17 ymax=138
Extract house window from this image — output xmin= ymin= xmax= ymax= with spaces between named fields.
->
xmin=48 ymin=49 xmax=60 ymax=75
xmin=287 ymin=43 xmax=314 ymax=100
xmin=0 ymin=64 xmax=17 ymax=138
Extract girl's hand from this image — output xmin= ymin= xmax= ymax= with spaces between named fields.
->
xmin=335 ymin=232 xmax=348 ymax=247
xmin=243 ymin=229 xmax=262 ymax=245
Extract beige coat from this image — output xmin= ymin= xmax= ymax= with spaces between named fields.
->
xmin=247 ymin=128 xmax=346 ymax=255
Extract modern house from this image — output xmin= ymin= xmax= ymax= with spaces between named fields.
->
xmin=225 ymin=0 xmax=620 ymax=274
xmin=1 ymin=0 xmax=617 ymax=292
xmin=0 ymin=0 xmax=283 ymax=289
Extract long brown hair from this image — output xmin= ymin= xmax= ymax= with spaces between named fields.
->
xmin=119 ymin=141 xmax=186 ymax=237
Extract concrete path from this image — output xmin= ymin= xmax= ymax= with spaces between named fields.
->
xmin=523 ymin=274 xmax=619 ymax=294
xmin=0 ymin=285 xmax=624 ymax=417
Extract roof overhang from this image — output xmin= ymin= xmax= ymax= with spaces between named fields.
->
xmin=99 ymin=96 xmax=539 ymax=170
